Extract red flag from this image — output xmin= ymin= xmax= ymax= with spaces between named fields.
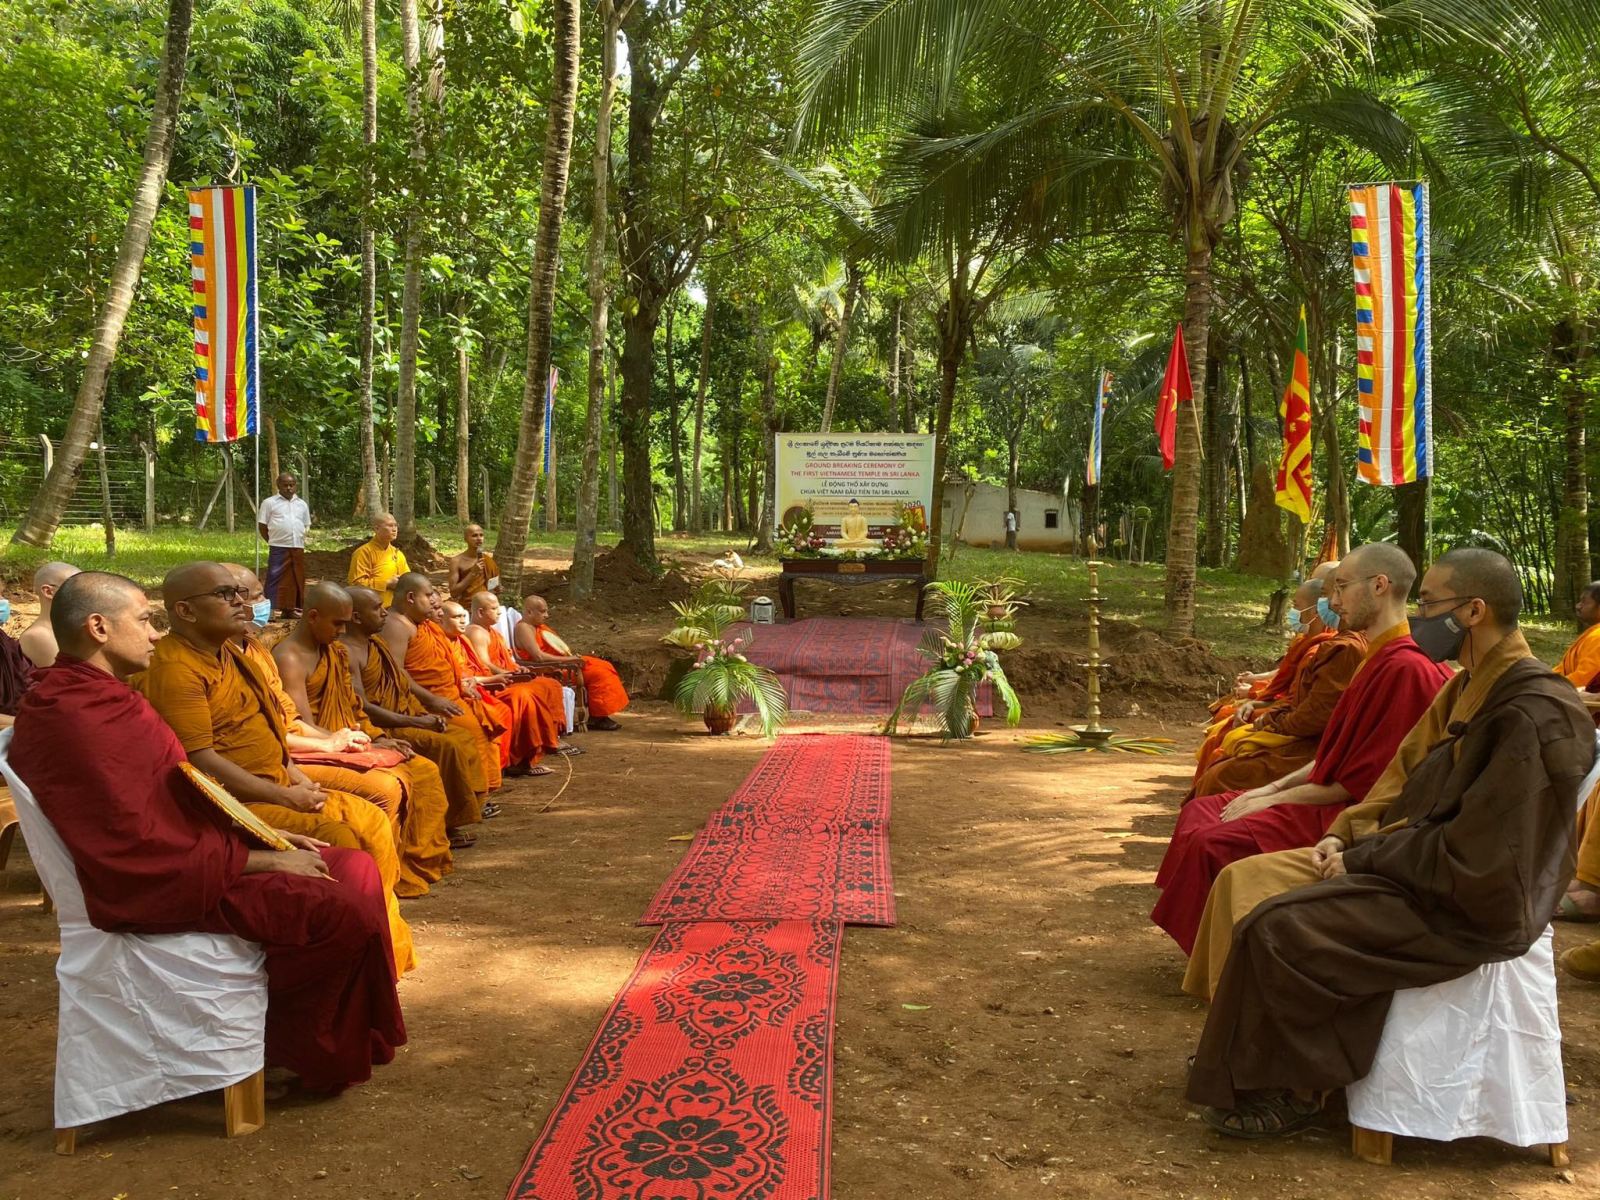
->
xmin=1155 ymin=323 xmax=1191 ymax=471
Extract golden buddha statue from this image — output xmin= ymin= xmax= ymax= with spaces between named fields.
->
xmin=835 ymin=499 xmax=876 ymax=550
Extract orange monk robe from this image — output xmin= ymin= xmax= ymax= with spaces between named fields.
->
xmin=361 ymin=635 xmax=487 ymax=826
xmin=307 ymin=641 xmax=454 ymax=896
xmin=405 ymin=620 xmax=506 ymax=792
xmin=135 ymin=634 xmax=415 ymax=975
xmin=458 ymin=633 xmax=564 ymax=768
xmin=1193 ymin=631 xmax=1335 ymax=784
xmin=1558 ymin=623 xmax=1600 ymax=689
xmin=1189 ymin=629 xmax=1367 ymax=799
xmin=526 ymin=624 xmax=629 ymax=720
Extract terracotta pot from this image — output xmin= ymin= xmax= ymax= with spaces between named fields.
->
xmin=703 ymin=706 xmax=737 ymax=735
xmin=986 ymin=603 xmax=1009 ymax=620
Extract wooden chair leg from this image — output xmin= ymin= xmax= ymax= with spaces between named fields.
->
xmin=1549 ymin=1142 xmax=1571 ymax=1168
xmin=0 ymin=821 xmax=17 ymax=871
xmin=41 ymin=887 xmax=53 ymax=915
xmin=54 ymin=1127 xmax=77 ymax=1156
xmin=223 ymin=1071 xmax=265 ymax=1138
xmin=1351 ymin=1125 xmax=1394 ymax=1165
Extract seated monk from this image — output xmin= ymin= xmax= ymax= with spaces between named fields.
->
xmin=447 ymin=524 xmax=500 ymax=602
xmin=347 ymin=513 xmax=410 ymax=608
xmin=134 ymin=561 xmax=414 ymax=976
xmin=1 ymin=576 xmax=36 ymax=731
xmin=1556 ymin=580 xmax=1600 ymax=691
xmin=1188 ymin=574 xmax=1368 ymax=800
xmin=1193 ymin=579 xmax=1335 ymax=784
xmin=515 ymin=593 xmax=629 ymax=730
xmin=441 ymin=599 xmax=564 ymax=776
xmin=382 ymin=573 xmax=506 ymax=802
xmin=1153 ymin=545 xmax=1452 ymax=953
xmin=9 ymin=571 xmax=405 ymax=1093
xmin=1562 ymin=774 xmax=1600 ymax=979
xmin=1182 ymin=549 xmax=1596 ymax=1138
xmin=273 ymin=581 xmax=456 ymax=889
xmin=466 ymin=591 xmax=576 ymax=755
xmin=342 ymin=586 xmax=487 ymax=839
xmin=18 ymin=561 xmax=81 ymax=668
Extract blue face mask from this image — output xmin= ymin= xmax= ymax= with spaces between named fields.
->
xmin=251 ymin=599 xmax=273 ymax=628
xmin=1286 ymin=607 xmax=1304 ymax=633
xmin=0 ymin=598 xmax=10 ymax=625
xmin=1316 ymin=596 xmax=1340 ymax=630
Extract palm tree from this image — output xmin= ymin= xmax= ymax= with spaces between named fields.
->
xmin=492 ymin=0 xmax=581 ymax=596
xmin=356 ymin=0 xmax=382 ymax=522
xmin=11 ymin=0 xmax=194 ymax=548
xmin=394 ymin=0 xmax=426 ymax=538
xmin=799 ymin=0 xmax=1382 ymax=634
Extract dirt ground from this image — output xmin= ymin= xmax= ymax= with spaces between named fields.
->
xmin=2 ymin=550 xmax=1598 ymax=1198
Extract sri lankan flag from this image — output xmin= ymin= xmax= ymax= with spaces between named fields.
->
xmin=1274 ymin=306 xmax=1313 ymax=522
xmin=189 ymin=186 xmax=259 ymax=443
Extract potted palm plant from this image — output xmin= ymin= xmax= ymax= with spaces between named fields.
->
xmin=886 ymin=580 xmax=1023 ymax=740
xmin=663 ymin=555 xmax=789 ymax=736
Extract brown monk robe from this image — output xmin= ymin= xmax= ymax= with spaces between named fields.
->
xmin=133 ymin=562 xmax=415 ymax=976
xmin=383 ymin=573 xmax=506 ymax=795
xmin=1188 ymin=609 xmax=1366 ymax=800
xmin=343 ymin=586 xmax=488 ymax=838
xmin=274 ymin=582 xmax=455 ymax=895
xmin=443 ymin=599 xmax=564 ymax=775
xmin=446 ymin=524 xmax=500 ymax=602
xmin=1186 ymin=550 xmax=1595 ymax=1136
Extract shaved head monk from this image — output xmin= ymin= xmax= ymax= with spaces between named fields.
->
xmin=1153 ymin=544 xmax=1452 ymax=954
xmin=7 ymin=571 xmax=404 ymax=1093
xmin=1182 ymin=548 xmax=1595 ymax=1138
xmin=273 ymin=581 xmax=456 ymax=887
xmin=134 ymin=561 xmax=414 ymax=975
xmin=18 ymin=560 xmax=81 ymax=669
xmin=1189 ymin=569 xmax=1370 ymax=799
xmin=447 ymin=525 xmax=499 ymax=602
xmin=341 ymin=585 xmax=488 ymax=839
xmin=381 ymin=572 xmax=505 ymax=803
xmin=347 ymin=513 xmax=409 ymax=607
xmin=454 ymin=594 xmax=570 ymax=776
xmin=1224 ymin=563 xmax=1339 ymax=702
xmin=515 ymin=594 xmax=629 ymax=730
xmin=1555 ymin=580 xmax=1600 ymax=691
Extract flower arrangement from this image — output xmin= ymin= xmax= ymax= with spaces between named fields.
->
xmin=777 ymin=507 xmax=827 ymax=558
xmin=878 ymin=503 xmax=929 ymax=561
xmin=885 ymin=579 xmax=1023 ymax=741
xmin=979 ymin=575 xmax=1029 ymax=620
xmin=663 ymin=553 xmax=788 ymax=736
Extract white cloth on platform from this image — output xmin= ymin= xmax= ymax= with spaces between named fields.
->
xmin=0 ymin=729 xmax=267 ymax=1131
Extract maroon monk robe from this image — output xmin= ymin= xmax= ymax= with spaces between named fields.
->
xmin=1 ymin=629 xmax=35 ymax=716
xmin=1152 ymin=632 xmax=1452 ymax=954
xmin=9 ymin=657 xmax=405 ymax=1094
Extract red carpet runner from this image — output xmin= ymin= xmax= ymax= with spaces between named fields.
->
xmin=507 ymin=735 xmax=892 ymax=1200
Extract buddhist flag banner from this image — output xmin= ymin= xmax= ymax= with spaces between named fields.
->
xmin=1155 ymin=324 xmax=1191 ymax=471
xmin=1274 ymin=306 xmax=1313 ymax=521
xmin=189 ymin=186 xmax=260 ymax=444
xmin=1086 ymin=368 xmax=1112 ymax=486
xmin=1348 ymin=181 xmax=1431 ymax=484
xmin=542 ymin=367 xmax=558 ymax=473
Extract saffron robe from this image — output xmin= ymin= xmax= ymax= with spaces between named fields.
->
xmin=136 ymin=634 xmax=415 ymax=975
xmin=11 ymin=657 xmax=406 ymax=1093
xmin=521 ymin=623 xmax=629 ymax=720
xmin=1153 ymin=626 xmax=1452 ymax=954
xmin=458 ymin=631 xmax=564 ymax=767
xmin=1194 ymin=631 xmax=1334 ymax=783
xmin=1558 ymin=622 xmax=1600 ymax=689
xmin=1187 ymin=650 xmax=1591 ymax=1109
xmin=1189 ymin=630 xmax=1366 ymax=799
xmin=305 ymin=641 xmax=454 ymax=896
xmin=451 ymin=552 xmax=499 ymax=600
xmin=360 ymin=634 xmax=487 ymax=825
xmin=346 ymin=540 xmax=410 ymax=608
xmin=404 ymin=619 xmax=505 ymax=792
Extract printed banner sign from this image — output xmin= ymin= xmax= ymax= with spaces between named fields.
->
xmin=774 ymin=433 xmax=935 ymax=545
xmin=189 ymin=185 xmax=260 ymax=444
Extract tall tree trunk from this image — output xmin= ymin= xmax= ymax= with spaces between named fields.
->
xmin=1555 ymin=316 xmax=1592 ymax=612
xmin=1163 ymin=241 xmax=1211 ymax=637
xmin=570 ymin=1 xmax=624 ymax=601
xmin=1238 ymin=346 xmax=1255 ymax=477
xmin=454 ymin=296 xmax=471 ymax=525
xmin=665 ymin=302 xmax=687 ymax=531
xmin=819 ymin=262 xmax=861 ymax=433
xmin=1395 ymin=478 xmax=1428 ymax=595
xmin=618 ymin=307 xmax=661 ymax=561
xmin=491 ymin=0 xmax=580 ymax=594
xmin=924 ymin=265 xmax=971 ymax=577
xmin=1320 ymin=349 xmax=1351 ymax=557
xmin=607 ymin=351 xmax=621 ymax=529
xmin=1005 ymin=433 xmax=1020 ymax=550
xmin=394 ymin=0 xmax=426 ymax=538
xmin=754 ymin=350 xmax=777 ymax=552
xmin=888 ymin=298 xmax=903 ymax=431
xmin=266 ymin=414 xmax=281 ymax=483
xmin=690 ymin=291 xmax=713 ymax=532
xmin=355 ymin=0 xmax=382 ymax=524
xmin=1201 ymin=336 xmax=1227 ymax=568
xmin=11 ymin=0 xmax=194 ymax=548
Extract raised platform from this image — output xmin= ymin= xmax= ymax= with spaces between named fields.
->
xmin=732 ymin=617 xmax=992 ymax=717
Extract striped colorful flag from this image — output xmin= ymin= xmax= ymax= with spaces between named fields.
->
xmin=1274 ymin=306 xmax=1313 ymax=522
xmin=1085 ymin=368 xmax=1112 ymax=486
xmin=189 ymin=186 xmax=260 ymax=444
xmin=542 ymin=367 xmax=558 ymax=473
xmin=1348 ymin=182 xmax=1431 ymax=484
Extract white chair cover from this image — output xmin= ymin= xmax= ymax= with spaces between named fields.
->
xmin=562 ymin=685 xmax=576 ymax=735
xmin=1345 ymin=730 xmax=1600 ymax=1148
xmin=495 ymin=605 xmax=522 ymax=653
xmin=0 ymin=729 xmax=267 ymax=1130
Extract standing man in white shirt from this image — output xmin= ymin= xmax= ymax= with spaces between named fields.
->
xmin=257 ymin=472 xmax=312 ymax=619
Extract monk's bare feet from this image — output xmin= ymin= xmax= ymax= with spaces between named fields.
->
xmin=590 ymin=716 xmax=621 ymax=731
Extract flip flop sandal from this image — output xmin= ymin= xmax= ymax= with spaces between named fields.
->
xmin=590 ymin=717 xmax=622 ymax=731
xmin=1556 ymin=894 xmax=1600 ymax=922
xmin=528 ymin=764 xmax=555 ymax=776
xmin=448 ymin=829 xmax=478 ymax=849
xmin=1202 ymin=1093 xmax=1321 ymax=1140
xmin=482 ymin=801 xmax=503 ymax=819
xmin=557 ymin=743 xmax=585 ymax=756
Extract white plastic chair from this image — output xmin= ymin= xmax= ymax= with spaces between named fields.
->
xmin=0 ymin=729 xmax=269 ymax=1153
xmin=1345 ymin=730 xmax=1600 ymax=1167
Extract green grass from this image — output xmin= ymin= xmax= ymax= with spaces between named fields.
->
xmin=0 ymin=521 xmax=1576 ymax=667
